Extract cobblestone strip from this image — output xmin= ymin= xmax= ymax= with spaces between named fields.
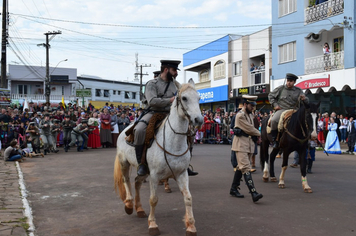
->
xmin=0 ymin=160 xmax=29 ymax=236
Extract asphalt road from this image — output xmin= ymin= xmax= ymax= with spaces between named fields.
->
xmin=20 ymin=144 xmax=356 ymax=236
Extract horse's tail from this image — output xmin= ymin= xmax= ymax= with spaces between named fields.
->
xmin=114 ymin=153 xmax=126 ymax=202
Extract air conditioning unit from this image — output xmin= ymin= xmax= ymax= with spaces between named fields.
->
xmin=307 ymin=33 xmax=321 ymax=42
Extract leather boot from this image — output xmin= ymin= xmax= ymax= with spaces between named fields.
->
xmin=187 ymin=165 xmax=198 ymax=176
xmin=307 ymin=159 xmax=313 ymax=174
xmin=136 ymin=145 xmax=148 ymax=176
xmin=244 ymin=172 xmax=263 ymax=202
xmin=271 ymin=130 xmax=279 ymax=149
xmin=230 ymin=169 xmax=244 ymax=198
xmin=251 ymin=155 xmax=256 ymax=168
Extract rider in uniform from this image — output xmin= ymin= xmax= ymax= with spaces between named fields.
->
xmin=230 ymin=95 xmax=263 ymax=202
xmin=134 ymin=60 xmax=198 ymax=177
xmin=268 ymin=73 xmax=309 ymax=148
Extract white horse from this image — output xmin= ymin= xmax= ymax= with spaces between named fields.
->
xmin=114 ymin=80 xmax=203 ymax=236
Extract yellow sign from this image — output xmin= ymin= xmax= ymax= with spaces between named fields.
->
xmin=89 ymin=101 xmax=141 ymax=109
xmin=238 ymin=88 xmax=249 ymax=95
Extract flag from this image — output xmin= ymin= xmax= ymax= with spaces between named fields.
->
xmin=62 ymin=96 xmax=66 ymax=108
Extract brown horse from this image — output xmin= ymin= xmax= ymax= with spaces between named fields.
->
xmin=260 ymin=101 xmax=319 ymax=192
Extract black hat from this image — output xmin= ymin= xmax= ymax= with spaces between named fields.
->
xmin=242 ymin=95 xmax=258 ymax=106
xmin=160 ymin=60 xmax=181 ymax=70
xmin=29 ymin=122 xmax=35 ymax=126
xmin=64 ymin=115 xmax=70 ymax=118
xmin=286 ymin=73 xmax=298 ymax=81
xmin=53 ymin=119 xmax=60 ymax=123
xmin=44 ymin=113 xmax=50 ymax=117
xmin=81 ymin=119 xmax=88 ymax=124
xmin=153 ymin=71 xmax=160 ymax=77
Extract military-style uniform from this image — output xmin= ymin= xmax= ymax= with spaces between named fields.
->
xmin=26 ymin=122 xmax=41 ymax=153
xmin=231 ymin=108 xmax=261 ymax=174
xmin=69 ymin=120 xmax=88 ymax=152
xmin=134 ymin=75 xmax=178 ymax=146
xmin=230 ymin=95 xmax=263 ymax=203
xmin=39 ymin=116 xmax=54 ymax=154
xmin=51 ymin=120 xmax=61 ymax=153
xmin=62 ymin=117 xmax=76 ymax=151
xmin=268 ymin=83 xmax=309 ymax=130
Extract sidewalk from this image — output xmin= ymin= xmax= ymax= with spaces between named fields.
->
xmin=0 ymin=160 xmax=27 ymax=236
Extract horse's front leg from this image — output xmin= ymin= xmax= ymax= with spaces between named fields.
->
xmin=121 ymin=163 xmax=134 ymax=215
xmin=134 ymin=176 xmax=148 ymax=218
xmin=300 ymin=150 xmax=312 ymax=193
xmin=148 ymin=176 xmax=160 ymax=236
xmin=176 ymin=171 xmax=197 ymax=236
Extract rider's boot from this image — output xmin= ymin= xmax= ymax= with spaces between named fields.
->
xmin=187 ymin=165 xmax=198 ymax=176
xmin=271 ymin=129 xmax=279 ymax=149
xmin=136 ymin=145 xmax=148 ymax=176
xmin=244 ymin=171 xmax=263 ymax=203
xmin=230 ymin=169 xmax=244 ymax=198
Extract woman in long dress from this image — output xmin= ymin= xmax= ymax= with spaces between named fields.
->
xmin=88 ymin=112 xmax=101 ymax=149
xmin=100 ymin=108 xmax=112 ymax=148
xmin=324 ymin=117 xmax=341 ymax=154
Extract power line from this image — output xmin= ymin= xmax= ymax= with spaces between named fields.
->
xmin=12 ymin=13 xmax=309 ymax=29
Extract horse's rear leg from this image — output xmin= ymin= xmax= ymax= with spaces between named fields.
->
xmin=176 ymin=172 xmax=197 ymax=236
xmin=148 ymin=178 xmax=160 ymax=236
xmin=163 ymin=179 xmax=172 ymax=193
xmin=122 ymin=164 xmax=134 ymax=215
xmin=135 ymin=176 xmax=148 ymax=218
xmin=278 ymin=151 xmax=290 ymax=188
xmin=270 ymin=148 xmax=279 ymax=182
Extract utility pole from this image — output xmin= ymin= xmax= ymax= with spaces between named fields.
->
xmin=38 ymin=31 xmax=61 ymax=104
xmin=1 ymin=0 xmax=8 ymax=88
xmin=134 ymin=64 xmax=151 ymax=100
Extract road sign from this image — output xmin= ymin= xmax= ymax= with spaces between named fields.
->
xmin=76 ymin=89 xmax=92 ymax=97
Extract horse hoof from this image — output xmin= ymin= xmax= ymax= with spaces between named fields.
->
xmin=276 ymin=154 xmax=281 ymax=158
xmin=137 ymin=211 xmax=147 ymax=218
xmin=186 ymin=231 xmax=197 ymax=236
xmin=270 ymin=177 xmax=277 ymax=182
xmin=124 ymin=206 xmax=133 ymax=215
xmin=165 ymin=188 xmax=172 ymax=193
xmin=262 ymin=177 xmax=269 ymax=182
xmin=149 ymin=227 xmax=160 ymax=236
xmin=304 ymin=189 xmax=313 ymax=193
xmin=278 ymin=184 xmax=285 ymax=189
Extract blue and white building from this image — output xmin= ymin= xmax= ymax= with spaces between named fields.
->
xmin=271 ymin=0 xmax=356 ymax=115
xmin=183 ymin=29 xmax=272 ymax=112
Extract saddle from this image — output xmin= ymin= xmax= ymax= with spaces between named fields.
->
xmin=125 ymin=113 xmax=167 ymax=148
xmin=266 ymin=109 xmax=296 ymax=134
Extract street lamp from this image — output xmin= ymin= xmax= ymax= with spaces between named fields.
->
xmin=45 ymin=59 xmax=68 ymax=104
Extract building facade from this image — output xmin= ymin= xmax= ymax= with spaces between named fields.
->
xmin=271 ymin=0 xmax=356 ymax=116
xmin=183 ymin=29 xmax=272 ymax=113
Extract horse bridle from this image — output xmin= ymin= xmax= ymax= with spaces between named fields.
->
xmin=154 ymin=89 xmax=195 ymax=180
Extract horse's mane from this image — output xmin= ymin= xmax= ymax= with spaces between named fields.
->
xmin=287 ymin=103 xmax=306 ymax=131
xmin=178 ymin=83 xmax=195 ymax=97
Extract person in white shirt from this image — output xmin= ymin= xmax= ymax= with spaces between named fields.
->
xmin=339 ymin=114 xmax=348 ymax=143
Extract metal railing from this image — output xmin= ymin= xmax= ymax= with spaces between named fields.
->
xmin=305 ymin=0 xmax=344 ymax=24
xmin=249 ymin=70 xmax=265 ymax=86
xmin=11 ymin=94 xmax=77 ymax=101
xmin=305 ymin=51 xmax=344 ymax=74
xmin=195 ymin=123 xmax=232 ymax=144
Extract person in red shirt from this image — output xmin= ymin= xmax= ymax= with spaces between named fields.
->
xmin=323 ymin=113 xmax=329 ymax=141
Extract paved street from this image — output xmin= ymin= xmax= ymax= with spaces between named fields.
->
xmin=11 ymin=144 xmax=356 ymax=235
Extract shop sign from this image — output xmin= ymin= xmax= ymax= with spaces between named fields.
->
xmin=238 ymin=87 xmax=249 ymax=96
xmin=295 ymin=76 xmax=330 ymax=90
xmin=197 ymin=85 xmax=228 ymax=103
xmin=254 ymin=84 xmax=269 ymax=94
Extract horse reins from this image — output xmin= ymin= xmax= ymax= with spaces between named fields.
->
xmin=154 ymin=91 xmax=194 ymax=180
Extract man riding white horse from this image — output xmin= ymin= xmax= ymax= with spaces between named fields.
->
xmin=268 ymin=73 xmax=309 ymax=148
xmin=134 ymin=60 xmax=198 ymax=176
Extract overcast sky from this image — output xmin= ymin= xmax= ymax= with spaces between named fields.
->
xmin=5 ymin=0 xmax=271 ymax=84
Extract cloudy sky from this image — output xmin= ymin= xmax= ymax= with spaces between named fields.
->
xmin=5 ymin=0 xmax=271 ymax=84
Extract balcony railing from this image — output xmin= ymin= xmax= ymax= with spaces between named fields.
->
xmin=305 ymin=0 xmax=344 ymax=25
xmin=11 ymin=94 xmax=77 ymax=101
xmin=305 ymin=51 xmax=344 ymax=74
xmin=249 ymin=70 xmax=265 ymax=86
